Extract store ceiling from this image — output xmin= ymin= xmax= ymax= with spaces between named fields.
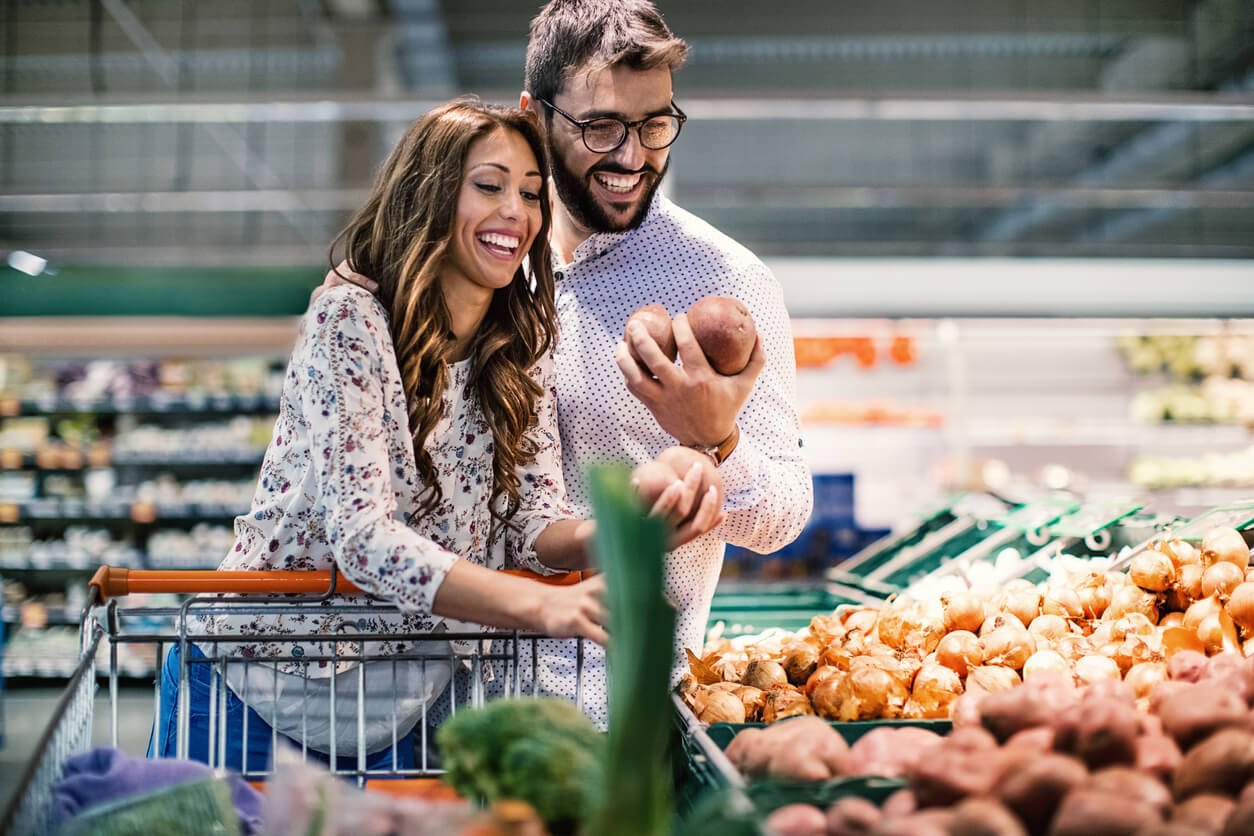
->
xmin=0 ymin=0 xmax=1251 ymax=266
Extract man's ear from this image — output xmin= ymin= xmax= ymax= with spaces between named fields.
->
xmin=519 ymin=91 xmax=537 ymax=114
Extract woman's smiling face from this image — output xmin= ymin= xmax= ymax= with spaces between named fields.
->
xmin=441 ymin=126 xmax=544 ymax=298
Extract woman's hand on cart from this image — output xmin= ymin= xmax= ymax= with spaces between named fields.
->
xmin=537 ymin=574 xmax=608 ymax=646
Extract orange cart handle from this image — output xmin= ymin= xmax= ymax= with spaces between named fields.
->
xmin=89 ymin=565 xmax=592 ymax=603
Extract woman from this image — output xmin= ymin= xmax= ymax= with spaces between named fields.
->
xmin=152 ymin=99 xmax=720 ymax=772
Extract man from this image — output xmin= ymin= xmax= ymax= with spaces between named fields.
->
xmin=331 ymin=0 xmax=812 ymax=727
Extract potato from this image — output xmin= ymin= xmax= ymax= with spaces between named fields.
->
xmin=724 ymin=726 xmax=770 ymax=774
xmin=847 ymin=727 xmax=943 ymax=779
xmin=1141 ymin=825 xmax=1217 ymax=836
xmin=766 ymin=726 xmax=849 ymax=782
xmin=870 ymin=810 xmax=954 ymax=835
xmin=1088 ymin=766 xmax=1173 ymax=817
xmin=980 ymin=687 xmax=1059 ymax=742
xmin=1048 ymin=789 xmax=1161 ymax=835
xmin=1134 ymin=734 xmax=1183 ymax=783
xmin=880 ymin=788 xmax=917 ymax=819
xmin=1170 ymin=794 xmax=1236 ymax=834
xmin=948 ymin=798 xmax=1029 ymax=836
xmin=687 ymin=295 xmax=756 ymax=375
xmin=762 ymin=804 xmax=826 ymax=836
xmin=1167 ymin=649 xmax=1208 ymax=683
xmin=623 ymin=303 xmax=676 ymax=372
xmin=1070 ymin=698 xmax=1140 ymax=769
xmin=825 ymin=796 xmax=882 ymax=835
xmin=629 ymin=459 xmax=678 ymax=509
xmin=1222 ymin=783 xmax=1254 ymax=836
xmin=1172 ymin=729 xmax=1254 ymax=800
xmin=1004 ymin=726 xmax=1056 ymax=754
xmin=945 ymin=726 xmax=1000 ymax=753
xmin=908 ymin=747 xmax=1011 ymax=808
xmin=1158 ymin=684 xmax=1248 ymax=750
xmin=993 ymin=753 xmax=1087 ymax=836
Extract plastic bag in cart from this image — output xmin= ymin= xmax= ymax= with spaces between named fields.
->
xmin=224 ymin=642 xmax=452 ymax=756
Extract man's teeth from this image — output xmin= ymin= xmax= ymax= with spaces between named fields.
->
xmin=595 ymin=173 xmax=641 ymax=193
xmin=477 ymin=232 xmax=519 ymax=250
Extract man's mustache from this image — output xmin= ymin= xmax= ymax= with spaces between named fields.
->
xmin=588 ymin=163 xmax=660 ymax=177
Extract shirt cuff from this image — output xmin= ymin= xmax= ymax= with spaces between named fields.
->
xmin=509 ymin=514 xmax=570 ymax=577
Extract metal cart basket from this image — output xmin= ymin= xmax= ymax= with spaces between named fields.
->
xmin=2 ymin=565 xmax=589 ymax=836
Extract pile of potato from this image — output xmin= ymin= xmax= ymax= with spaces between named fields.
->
xmin=682 ymin=527 xmax=1253 ymax=725
xmin=752 ymin=652 xmax=1254 ymax=835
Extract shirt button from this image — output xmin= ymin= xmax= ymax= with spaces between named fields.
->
xmin=555 ymin=270 xmax=565 ymax=280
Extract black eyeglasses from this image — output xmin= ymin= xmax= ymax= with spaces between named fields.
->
xmin=538 ymin=98 xmax=687 ymax=153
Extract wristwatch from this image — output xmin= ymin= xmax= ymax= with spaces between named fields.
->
xmin=688 ymin=425 xmax=740 ymax=467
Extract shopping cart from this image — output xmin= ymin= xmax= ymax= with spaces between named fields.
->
xmin=2 ymin=565 xmax=590 ymax=836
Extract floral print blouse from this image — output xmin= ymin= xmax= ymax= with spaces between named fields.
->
xmin=202 ymin=286 xmax=572 ymax=675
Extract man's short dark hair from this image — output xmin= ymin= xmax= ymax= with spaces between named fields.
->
xmin=524 ymin=0 xmax=688 ymax=104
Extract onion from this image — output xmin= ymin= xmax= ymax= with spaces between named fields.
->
xmin=1196 ymin=613 xmax=1228 ymax=655
xmin=940 ymin=589 xmax=985 ymax=633
xmin=1104 ymin=585 xmax=1160 ymax=623
xmin=1130 ymin=549 xmax=1177 ymax=592
xmin=1201 ymin=527 xmax=1250 ymax=570
xmin=1028 ymin=613 xmax=1070 ymax=642
xmin=1162 ymin=538 xmax=1200 ymax=567
xmin=1123 ymin=661 xmax=1168 ymax=698
xmin=782 ymin=642 xmax=820 ymax=686
xmin=695 ymin=687 xmax=746 ymax=723
xmin=1075 ymin=573 xmax=1112 ymax=618
xmin=1022 ymin=648 xmax=1071 ymax=681
xmin=1002 ymin=588 xmax=1043 ymax=628
xmin=833 ymin=665 xmax=910 ymax=721
xmin=1201 ymin=561 xmax=1244 ymax=601
xmin=1042 ymin=588 xmax=1084 ymax=619
xmin=979 ymin=610 xmax=1025 ymax=636
xmin=761 ymin=686 xmax=813 ymax=723
xmin=843 ymin=608 xmax=879 ymax=635
xmin=1052 ymin=633 xmax=1091 ymax=663
xmin=1226 ymin=582 xmax=1254 ymax=632
xmin=1182 ymin=596 xmax=1223 ymax=632
xmin=1177 ymin=563 xmax=1205 ymax=602
xmin=804 ymin=664 xmax=841 ymax=696
xmin=808 ymin=614 xmax=844 ymax=646
xmin=980 ymin=625 xmax=1035 ymax=670
xmin=906 ymin=663 xmax=964 ymax=719
xmin=876 ymin=601 xmax=945 ymax=654
xmin=935 ymin=630 xmax=983 ymax=678
xmin=1075 ymin=654 xmax=1121 ymax=684
xmin=1110 ymin=613 xmax=1155 ymax=643
xmin=966 ymin=665 xmax=1020 ymax=693
xmin=1159 ymin=611 xmax=1185 ymax=629
xmin=743 ymin=659 xmax=788 ymax=691
xmin=733 ymin=686 xmax=766 ymax=721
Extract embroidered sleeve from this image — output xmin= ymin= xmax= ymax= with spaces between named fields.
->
xmin=298 ymin=289 xmax=460 ymax=614
xmin=501 ymin=351 xmax=575 ymax=576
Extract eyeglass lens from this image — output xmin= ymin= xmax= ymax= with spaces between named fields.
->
xmin=584 ymin=115 xmax=681 ymax=152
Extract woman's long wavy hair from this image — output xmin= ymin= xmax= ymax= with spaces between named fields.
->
xmin=330 ymin=98 xmax=557 ymax=534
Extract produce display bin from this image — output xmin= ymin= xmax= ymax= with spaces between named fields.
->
xmin=674 ymin=695 xmax=951 ymax=818
xmin=707 ymin=584 xmax=876 ymax=637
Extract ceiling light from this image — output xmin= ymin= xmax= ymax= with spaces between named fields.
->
xmin=6 ymin=250 xmax=48 ymax=276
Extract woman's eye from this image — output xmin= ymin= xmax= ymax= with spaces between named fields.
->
xmin=521 ymin=190 xmax=540 ymax=202
xmin=474 ymin=182 xmax=501 ymax=193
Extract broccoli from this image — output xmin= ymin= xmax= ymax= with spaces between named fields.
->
xmin=436 ymin=697 xmax=605 ymax=830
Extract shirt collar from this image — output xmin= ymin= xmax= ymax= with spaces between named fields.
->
xmin=557 ymin=192 xmax=665 ymax=271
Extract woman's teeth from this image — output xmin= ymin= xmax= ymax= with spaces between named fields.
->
xmin=595 ymin=172 xmax=641 ymax=194
xmin=477 ymin=232 xmax=519 ymax=254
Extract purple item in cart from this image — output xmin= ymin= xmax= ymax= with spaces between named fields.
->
xmin=50 ymin=746 xmax=264 ymax=834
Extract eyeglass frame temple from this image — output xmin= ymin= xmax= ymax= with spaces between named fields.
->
xmin=537 ymin=97 xmax=686 ymax=152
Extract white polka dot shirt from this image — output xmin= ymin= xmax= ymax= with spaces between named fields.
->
xmin=531 ymin=193 xmax=814 ymax=727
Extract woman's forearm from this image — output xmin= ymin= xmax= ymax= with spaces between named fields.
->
xmin=431 ymin=559 xmax=547 ymax=630
xmin=532 ymin=518 xmax=594 ymax=571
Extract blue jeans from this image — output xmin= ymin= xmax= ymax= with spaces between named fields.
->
xmin=148 ymin=644 xmax=416 ymax=773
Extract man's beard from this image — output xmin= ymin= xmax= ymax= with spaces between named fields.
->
xmin=547 ymin=137 xmax=669 ymax=234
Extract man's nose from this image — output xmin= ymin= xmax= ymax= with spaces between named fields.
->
xmin=607 ymin=128 xmax=646 ymax=171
